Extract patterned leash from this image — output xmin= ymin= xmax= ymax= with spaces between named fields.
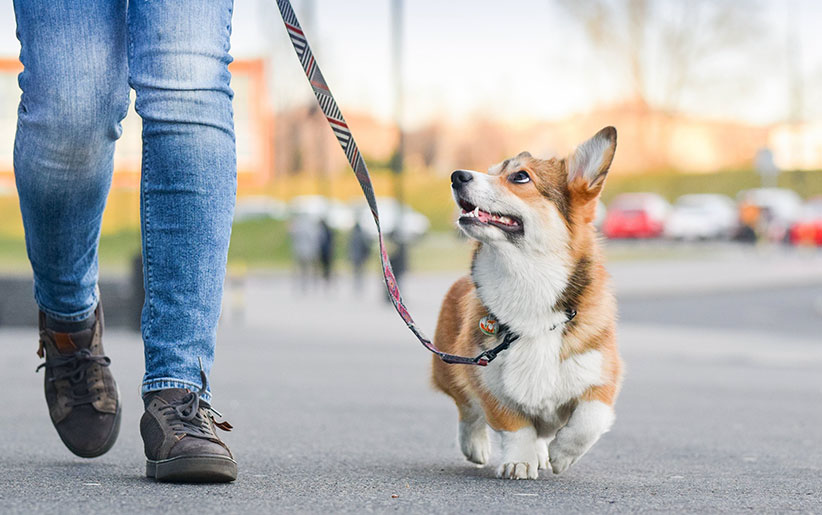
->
xmin=276 ymin=0 xmax=494 ymax=366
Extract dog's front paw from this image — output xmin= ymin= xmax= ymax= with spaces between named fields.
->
xmin=461 ymin=435 xmax=490 ymax=465
xmin=459 ymin=421 xmax=490 ymax=465
xmin=548 ymin=442 xmax=578 ymax=475
xmin=497 ymin=461 xmax=538 ymax=479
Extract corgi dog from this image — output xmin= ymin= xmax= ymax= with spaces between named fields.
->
xmin=431 ymin=127 xmax=623 ymax=479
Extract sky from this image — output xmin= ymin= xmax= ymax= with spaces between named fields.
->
xmin=1 ymin=0 xmax=821 ymax=129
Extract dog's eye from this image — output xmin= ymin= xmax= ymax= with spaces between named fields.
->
xmin=509 ymin=171 xmax=530 ymax=184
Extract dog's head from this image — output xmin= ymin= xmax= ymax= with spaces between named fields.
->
xmin=451 ymin=126 xmax=616 ymax=252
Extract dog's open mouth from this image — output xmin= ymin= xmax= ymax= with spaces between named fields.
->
xmin=457 ymin=198 xmax=523 ymax=233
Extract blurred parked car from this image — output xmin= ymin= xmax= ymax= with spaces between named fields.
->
xmin=664 ymin=194 xmax=737 ymax=241
xmin=789 ymin=197 xmax=822 ymax=246
xmin=353 ymin=197 xmax=430 ymax=243
xmin=602 ymin=193 xmax=670 ymax=239
xmin=736 ymin=188 xmax=802 ymax=242
xmin=289 ymin=195 xmax=355 ymax=230
xmin=234 ymin=196 xmax=288 ymax=222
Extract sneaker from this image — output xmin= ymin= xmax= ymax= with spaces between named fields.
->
xmin=140 ymin=369 xmax=236 ymax=482
xmin=36 ymin=304 xmax=121 ymax=458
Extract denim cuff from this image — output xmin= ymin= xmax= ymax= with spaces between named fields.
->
xmin=35 ymin=294 xmax=99 ymax=323
xmin=141 ymin=378 xmax=212 ymax=403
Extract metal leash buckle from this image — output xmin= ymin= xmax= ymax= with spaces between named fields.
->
xmin=475 ymin=331 xmax=518 ymax=365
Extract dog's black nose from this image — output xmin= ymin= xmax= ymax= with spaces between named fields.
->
xmin=451 ymin=170 xmax=473 ymax=187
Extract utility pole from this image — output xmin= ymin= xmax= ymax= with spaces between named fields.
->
xmin=390 ymin=0 xmax=407 ymax=281
xmin=302 ymin=0 xmax=329 ymax=197
xmin=785 ymin=0 xmax=802 ymax=177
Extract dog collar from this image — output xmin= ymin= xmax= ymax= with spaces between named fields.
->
xmin=479 ymin=307 xmax=576 ymax=336
xmin=476 ymin=307 xmax=577 ymax=364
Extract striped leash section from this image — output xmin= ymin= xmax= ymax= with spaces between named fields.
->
xmin=275 ymin=0 xmax=492 ymax=366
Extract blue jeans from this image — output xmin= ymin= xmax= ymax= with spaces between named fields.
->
xmin=13 ymin=0 xmax=237 ymax=402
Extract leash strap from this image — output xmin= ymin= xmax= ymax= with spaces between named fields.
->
xmin=275 ymin=0 xmax=487 ymax=365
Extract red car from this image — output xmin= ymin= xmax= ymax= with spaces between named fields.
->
xmin=789 ymin=198 xmax=822 ymax=246
xmin=602 ymin=193 xmax=670 ymax=239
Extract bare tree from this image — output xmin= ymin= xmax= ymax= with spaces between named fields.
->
xmin=557 ymin=0 xmax=764 ymax=113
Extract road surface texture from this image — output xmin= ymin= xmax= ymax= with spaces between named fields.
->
xmin=1 ymin=252 xmax=820 ymax=513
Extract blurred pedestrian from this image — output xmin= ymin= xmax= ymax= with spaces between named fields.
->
xmin=736 ymin=202 xmax=760 ymax=244
xmin=13 ymin=0 xmax=237 ymax=482
xmin=289 ymin=215 xmax=321 ymax=291
xmin=347 ymin=221 xmax=372 ymax=292
xmin=318 ymin=218 xmax=335 ymax=285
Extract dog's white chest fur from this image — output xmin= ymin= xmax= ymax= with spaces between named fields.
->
xmin=473 ymin=246 xmax=604 ymax=423
xmin=482 ymin=334 xmax=603 ymax=420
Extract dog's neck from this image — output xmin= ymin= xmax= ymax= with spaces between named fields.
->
xmin=472 ymin=243 xmax=573 ymax=338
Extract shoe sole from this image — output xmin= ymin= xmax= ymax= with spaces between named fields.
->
xmin=146 ymin=455 xmax=238 ymax=483
xmin=59 ymin=401 xmax=122 ymax=459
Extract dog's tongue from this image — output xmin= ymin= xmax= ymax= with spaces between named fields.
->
xmin=477 ymin=209 xmax=491 ymax=223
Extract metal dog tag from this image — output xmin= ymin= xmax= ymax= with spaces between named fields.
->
xmin=479 ymin=316 xmax=498 ymax=336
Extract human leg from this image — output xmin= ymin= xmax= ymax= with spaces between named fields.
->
xmin=13 ymin=0 xmax=129 ymax=458
xmin=127 ymin=0 xmax=236 ymax=401
xmin=13 ymin=0 xmax=129 ymax=322
xmin=127 ymin=0 xmax=237 ymax=482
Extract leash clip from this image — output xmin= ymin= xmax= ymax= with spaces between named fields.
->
xmin=475 ymin=332 xmax=518 ymax=365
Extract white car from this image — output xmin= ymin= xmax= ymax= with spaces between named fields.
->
xmin=664 ymin=194 xmax=738 ymax=240
xmin=288 ymin=195 xmax=355 ymax=230
xmin=353 ymin=197 xmax=430 ymax=243
xmin=234 ymin=195 xmax=288 ymax=222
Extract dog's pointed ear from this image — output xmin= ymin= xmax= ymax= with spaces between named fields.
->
xmin=567 ymin=126 xmax=617 ymax=195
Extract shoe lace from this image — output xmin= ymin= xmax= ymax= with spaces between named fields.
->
xmin=36 ymin=348 xmax=111 ymax=407
xmin=160 ymin=362 xmax=233 ymax=439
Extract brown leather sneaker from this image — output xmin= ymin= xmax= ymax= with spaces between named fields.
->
xmin=36 ymin=304 xmax=121 ymax=458
xmin=141 ymin=371 xmax=236 ymax=483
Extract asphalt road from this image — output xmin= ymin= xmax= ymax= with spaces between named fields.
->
xmin=0 ymin=265 xmax=820 ymax=513
xmin=620 ymin=284 xmax=822 ymax=339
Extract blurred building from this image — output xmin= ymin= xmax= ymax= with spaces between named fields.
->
xmin=769 ymin=122 xmax=822 ymax=171
xmin=400 ymin=99 xmax=776 ymax=175
xmin=268 ymin=97 xmax=822 ymax=178
xmin=2 ymin=55 xmax=821 ymax=194
xmin=0 ymin=57 xmax=273 ymax=192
